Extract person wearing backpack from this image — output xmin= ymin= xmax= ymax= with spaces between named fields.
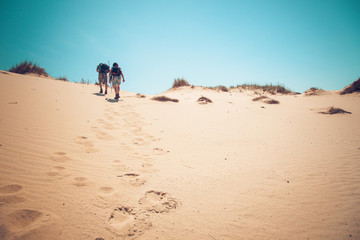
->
xmin=109 ymin=62 xmax=125 ymax=99
xmin=96 ymin=63 xmax=110 ymax=94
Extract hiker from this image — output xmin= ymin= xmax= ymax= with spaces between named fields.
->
xmin=109 ymin=62 xmax=125 ymax=99
xmin=96 ymin=63 xmax=110 ymax=94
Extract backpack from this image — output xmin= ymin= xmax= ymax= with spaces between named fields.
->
xmin=111 ymin=67 xmax=121 ymax=76
xmin=99 ymin=64 xmax=109 ymax=73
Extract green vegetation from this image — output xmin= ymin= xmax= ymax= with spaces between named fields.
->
xmin=230 ymin=84 xmax=291 ymax=94
xmin=340 ymin=78 xmax=360 ymax=95
xmin=9 ymin=61 xmax=49 ymax=77
xmin=57 ymin=76 xmax=68 ymax=81
xmin=151 ymin=96 xmax=179 ymax=102
xmin=172 ymin=78 xmax=190 ymax=88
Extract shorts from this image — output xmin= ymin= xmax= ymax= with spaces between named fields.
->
xmin=98 ymin=73 xmax=107 ymax=84
xmin=111 ymin=76 xmax=121 ymax=87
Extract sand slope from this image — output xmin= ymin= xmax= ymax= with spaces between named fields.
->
xmin=0 ymin=71 xmax=359 ymax=239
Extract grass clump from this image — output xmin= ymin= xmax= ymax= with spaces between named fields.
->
xmin=252 ymin=95 xmax=280 ymax=104
xmin=252 ymin=96 xmax=268 ymax=102
xmin=9 ymin=61 xmax=49 ymax=77
xmin=264 ymin=99 xmax=280 ymax=104
xmin=197 ymin=96 xmax=213 ymax=104
xmin=57 ymin=76 xmax=68 ymax=81
xmin=172 ymin=78 xmax=190 ymax=88
xmin=340 ymin=78 xmax=360 ymax=95
xmin=232 ymin=84 xmax=291 ymax=94
xmin=151 ymin=96 xmax=179 ymax=102
xmin=136 ymin=93 xmax=146 ymax=98
xmin=319 ymin=107 xmax=352 ymax=115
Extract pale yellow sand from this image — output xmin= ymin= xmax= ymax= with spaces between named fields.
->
xmin=0 ymin=71 xmax=359 ymax=240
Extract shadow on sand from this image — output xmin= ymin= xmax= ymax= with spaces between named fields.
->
xmin=106 ymin=98 xmax=119 ymax=103
xmin=92 ymin=93 xmax=105 ymax=97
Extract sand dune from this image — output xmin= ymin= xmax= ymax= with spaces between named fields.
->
xmin=0 ymin=71 xmax=359 ymax=239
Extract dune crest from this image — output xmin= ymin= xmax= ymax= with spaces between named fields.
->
xmin=0 ymin=72 xmax=359 ymax=239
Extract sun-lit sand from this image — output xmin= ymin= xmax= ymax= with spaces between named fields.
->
xmin=0 ymin=71 xmax=359 ymax=240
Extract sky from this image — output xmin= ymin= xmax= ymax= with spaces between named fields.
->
xmin=0 ymin=0 xmax=359 ymax=94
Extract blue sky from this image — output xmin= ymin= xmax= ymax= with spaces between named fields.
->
xmin=0 ymin=0 xmax=359 ymax=94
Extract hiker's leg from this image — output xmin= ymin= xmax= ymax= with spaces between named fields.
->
xmin=98 ymin=76 xmax=103 ymax=92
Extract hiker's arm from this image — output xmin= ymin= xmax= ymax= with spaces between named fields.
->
xmin=121 ymin=72 xmax=125 ymax=82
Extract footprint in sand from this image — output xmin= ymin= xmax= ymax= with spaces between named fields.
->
xmin=0 ymin=184 xmax=25 ymax=206
xmin=138 ymin=191 xmax=179 ymax=213
xmin=73 ymin=177 xmax=88 ymax=187
xmin=99 ymin=187 xmax=114 ymax=194
xmin=50 ymin=152 xmax=71 ymax=162
xmin=108 ymin=206 xmax=151 ymax=238
xmin=112 ymin=163 xmax=129 ymax=172
xmin=75 ymin=136 xmax=99 ymax=153
xmin=7 ymin=209 xmax=42 ymax=229
xmin=96 ymin=131 xmax=114 ymax=140
xmin=53 ymin=166 xmax=66 ymax=171
xmin=45 ymin=166 xmax=68 ymax=179
xmin=0 ymin=196 xmax=25 ymax=206
xmin=0 ymin=184 xmax=23 ymax=194
xmin=133 ymin=138 xmax=147 ymax=146
xmin=117 ymin=173 xmax=147 ymax=187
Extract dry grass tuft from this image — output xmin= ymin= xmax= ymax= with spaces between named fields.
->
xmin=231 ymin=84 xmax=291 ymax=94
xmin=319 ymin=107 xmax=352 ymax=115
xmin=340 ymin=78 xmax=360 ymax=95
xmin=304 ymin=87 xmax=325 ymax=96
xmin=57 ymin=76 xmax=68 ymax=81
xmin=151 ymin=96 xmax=179 ymax=102
xmin=172 ymin=78 xmax=190 ymax=88
xmin=252 ymin=95 xmax=279 ymax=104
xmin=207 ymin=85 xmax=228 ymax=92
xmin=9 ymin=61 xmax=49 ymax=77
xmin=197 ymin=96 xmax=213 ymax=104
xmin=264 ymin=99 xmax=280 ymax=104
xmin=136 ymin=93 xmax=146 ymax=98
xmin=252 ymin=96 xmax=268 ymax=102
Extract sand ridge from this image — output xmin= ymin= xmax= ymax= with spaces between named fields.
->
xmin=0 ymin=71 xmax=360 ymax=239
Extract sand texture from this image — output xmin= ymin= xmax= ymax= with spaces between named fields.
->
xmin=0 ymin=71 xmax=360 ymax=239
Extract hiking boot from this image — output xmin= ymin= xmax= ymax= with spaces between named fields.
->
xmin=100 ymin=89 xmax=103 ymax=94
xmin=105 ymin=90 xmax=107 ymax=94
xmin=114 ymin=94 xmax=119 ymax=99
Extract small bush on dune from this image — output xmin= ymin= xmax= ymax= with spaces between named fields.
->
xmin=340 ymin=78 xmax=360 ymax=95
xmin=197 ymin=96 xmax=213 ymax=104
xmin=252 ymin=95 xmax=279 ymax=104
xmin=172 ymin=78 xmax=190 ymax=88
xmin=151 ymin=96 xmax=179 ymax=102
xmin=233 ymin=84 xmax=291 ymax=94
xmin=57 ymin=76 xmax=68 ymax=81
xmin=319 ymin=107 xmax=351 ymax=115
xmin=9 ymin=61 xmax=49 ymax=77
xmin=252 ymin=96 xmax=268 ymax=102
xmin=264 ymin=99 xmax=280 ymax=104
xmin=206 ymin=85 xmax=229 ymax=92
xmin=136 ymin=93 xmax=146 ymax=98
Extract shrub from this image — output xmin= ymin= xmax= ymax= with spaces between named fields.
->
xmin=233 ymin=84 xmax=291 ymax=94
xmin=9 ymin=61 xmax=49 ymax=77
xmin=207 ymin=85 xmax=228 ymax=92
xmin=252 ymin=96 xmax=268 ymax=101
xmin=264 ymin=99 xmax=280 ymax=104
xmin=136 ymin=93 xmax=146 ymax=98
xmin=151 ymin=96 xmax=179 ymax=102
xmin=252 ymin=95 xmax=279 ymax=104
xmin=57 ymin=76 xmax=68 ymax=81
xmin=197 ymin=96 xmax=213 ymax=104
xmin=172 ymin=78 xmax=190 ymax=88
xmin=340 ymin=78 xmax=360 ymax=95
xmin=319 ymin=107 xmax=351 ymax=114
